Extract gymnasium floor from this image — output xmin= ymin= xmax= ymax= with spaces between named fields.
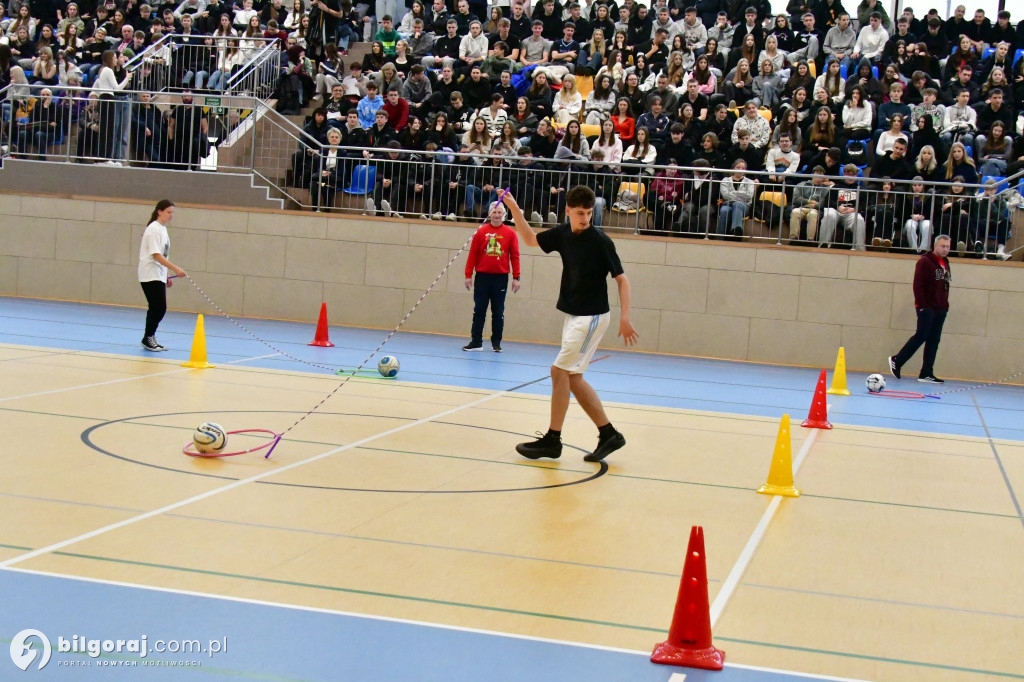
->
xmin=0 ymin=296 xmax=1022 ymax=681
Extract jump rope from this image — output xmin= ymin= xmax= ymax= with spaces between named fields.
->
xmin=179 ymin=188 xmax=513 ymax=458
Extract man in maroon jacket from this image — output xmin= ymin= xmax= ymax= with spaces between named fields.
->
xmin=889 ymin=234 xmax=952 ymax=383
xmin=462 ymin=202 xmax=521 ymax=352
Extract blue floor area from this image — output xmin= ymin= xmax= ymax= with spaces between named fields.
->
xmin=2 ymin=296 xmax=1023 ymax=441
xmin=0 ymin=571 xmax=846 ymax=681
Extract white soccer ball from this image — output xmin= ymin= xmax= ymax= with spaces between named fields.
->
xmin=377 ymin=355 xmax=400 ymax=378
xmin=193 ymin=422 xmax=228 ymax=454
xmin=866 ymin=374 xmax=886 ymax=393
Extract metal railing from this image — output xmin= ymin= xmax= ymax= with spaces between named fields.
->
xmin=117 ymin=34 xmax=281 ymax=95
xmin=1 ymin=84 xmax=1019 ymax=258
xmin=2 ymin=84 xmax=255 ymax=170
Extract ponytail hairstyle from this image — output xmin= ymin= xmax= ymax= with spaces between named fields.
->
xmin=150 ymin=199 xmax=175 ymax=223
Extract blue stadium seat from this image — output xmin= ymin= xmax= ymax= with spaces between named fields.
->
xmin=981 ymin=175 xmax=1009 ymax=192
xmin=963 ymin=145 xmax=973 ymax=160
xmin=1015 ymin=49 xmax=1024 ymax=66
xmin=840 ymin=63 xmax=848 ymax=80
xmin=983 ymin=47 xmax=996 ymax=60
xmin=872 ymin=66 xmax=879 ymax=79
xmin=344 ymin=164 xmax=376 ymax=194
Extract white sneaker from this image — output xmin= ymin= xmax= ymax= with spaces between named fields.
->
xmin=530 ymin=211 xmax=543 ymax=224
xmin=996 ymin=244 xmax=1011 ymax=260
xmin=380 ymin=200 xmax=392 ymax=216
xmin=365 ymin=198 xmax=375 ymax=215
xmin=956 ymin=240 xmax=966 ymax=256
xmin=432 ymin=212 xmax=442 ymax=220
xmin=547 ymin=211 xmax=557 ymax=224
xmin=445 ymin=212 xmax=457 ymax=221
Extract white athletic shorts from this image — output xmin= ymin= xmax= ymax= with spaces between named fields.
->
xmin=553 ymin=312 xmax=611 ymax=374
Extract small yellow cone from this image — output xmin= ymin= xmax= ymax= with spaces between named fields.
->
xmin=757 ymin=414 xmax=801 ymax=497
xmin=826 ymin=346 xmax=851 ymax=396
xmin=181 ymin=314 xmax=216 ymax=369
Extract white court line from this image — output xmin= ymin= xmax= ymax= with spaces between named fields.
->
xmin=0 ymin=352 xmax=281 ymax=403
xmin=0 ymin=567 xmax=869 ymax=681
xmin=709 ymin=417 xmax=823 ymax=628
xmin=0 ymin=383 xmax=519 ymax=569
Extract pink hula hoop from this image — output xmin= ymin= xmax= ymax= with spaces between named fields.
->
xmin=183 ymin=429 xmax=282 ymax=458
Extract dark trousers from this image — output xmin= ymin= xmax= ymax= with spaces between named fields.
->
xmin=470 ymin=272 xmax=509 ymax=345
xmin=894 ymin=307 xmax=947 ymax=378
xmin=140 ymin=280 xmax=168 ymax=339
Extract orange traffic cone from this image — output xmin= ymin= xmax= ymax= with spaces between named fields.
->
xmin=651 ymin=526 xmax=725 ymax=671
xmin=801 ymin=369 xmax=832 ymax=429
xmin=308 ymin=303 xmax=334 ymax=347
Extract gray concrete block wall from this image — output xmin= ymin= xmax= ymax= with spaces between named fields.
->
xmin=1 ymin=191 xmax=1022 ymax=382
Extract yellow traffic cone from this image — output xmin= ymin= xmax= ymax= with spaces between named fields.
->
xmin=181 ymin=314 xmax=216 ymax=369
xmin=757 ymin=414 xmax=801 ymax=497
xmin=827 ymin=347 xmax=851 ymax=396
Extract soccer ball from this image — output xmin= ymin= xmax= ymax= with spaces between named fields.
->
xmin=377 ymin=355 xmax=400 ymax=378
xmin=193 ymin=422 xmax=228 ymax=454
xmin=866 ymin=374 xmax=886 ymax=393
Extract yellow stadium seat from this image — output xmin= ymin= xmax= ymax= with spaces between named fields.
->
xmin=576 ymin=75 xmax=594 ymax=100
xmin=612 ymin=182 xmax=645 ymax=214
xmin=760 ymin=191 xmax=787 ymax=208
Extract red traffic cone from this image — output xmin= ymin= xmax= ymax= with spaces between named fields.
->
xmin=308 ymin=303 xmax=334 ymax=347
xmin=651 ymin=526 xmax=725 ymax=671
xmin=801 ymin=369 xmax=832 ymax=429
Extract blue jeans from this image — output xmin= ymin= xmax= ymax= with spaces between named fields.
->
xmin=208 ymin=70 xmax=229 ymax=91
xmin=718 ymin=201 xmax=748 ymax=234
xmin=466 ymin=185 xmax=498 ymax=214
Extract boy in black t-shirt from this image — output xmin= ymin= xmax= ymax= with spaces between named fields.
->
xmin=503 ymin=186 xmax=639 ymax=463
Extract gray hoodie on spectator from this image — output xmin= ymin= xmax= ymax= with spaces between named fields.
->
xmin=792 ymin=178 xmax=831 ymax=208
xmin=823 ymin=25 xmax=856 ymax=56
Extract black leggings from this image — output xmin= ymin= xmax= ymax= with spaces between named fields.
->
xmin=140 ymin=280 xmax=167 ymax=338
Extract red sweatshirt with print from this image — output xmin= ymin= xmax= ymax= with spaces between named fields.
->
xmin=465 ymin=223 xmax=521 ymax=278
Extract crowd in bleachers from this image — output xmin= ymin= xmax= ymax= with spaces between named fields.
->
xmin=0 ymin=0 xmax=1019 ymax=256
xmin=276 ymin=0 xmax=1021 ymax=256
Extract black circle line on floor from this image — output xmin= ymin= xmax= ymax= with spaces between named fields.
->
xmin=80 ymin=410 xmax=607 ymax=494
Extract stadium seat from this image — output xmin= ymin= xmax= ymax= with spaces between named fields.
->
xmin=983 ymin=47 xmax=996 ymax=60
xmin=808 ymin=61 xmax=816 ymax=77
xmin=344 ymin=164 xmax=376 ymax=194
xmin=981 ymin=175 xmax=1009 ymax=192
xmin=612 ymin=182 xmax=645 ymax=213
xmin=963 ymin=145 xmax=973 ymax=160
xmin=840 ymin=63 xmax=847 ymax=79
xmin=1015 ymin=49 xmax=1024 ymax=66
xmin=760 ymin=191 xmax=787 ymax=207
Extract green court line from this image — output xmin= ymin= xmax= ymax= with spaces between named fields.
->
xmin=0 ymin=542 xmax=32 ymax=551
xmin=9 ymin=550 xmax=1021 ymax=680
xmin=715 ymin=637 xmax=1024 ymax=679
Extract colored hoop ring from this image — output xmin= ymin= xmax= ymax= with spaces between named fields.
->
xmin=868 ymin=390 xmax=941 ymax=400
xmin=183 ymin=429 xmax=282 ymax=458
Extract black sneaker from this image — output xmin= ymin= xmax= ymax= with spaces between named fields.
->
xmin=918 ymin=375 xmax=944 ymax=383
xmin=151 ymin=338 xmax=168 ymax=351
xmin=142 ymin=336 xmax=163 ymax=351
xmin=888 ymin=356 xmax=900 ymax=380
xmin=516 ymin=432 xmax=562 ymax=459
xmin=492 ymin=342 xmax=502 ymax=353
xmin=584 ymin=430 xmax=626 ymax=462
xmin=462 ymin=342 xmax=484 ymax=352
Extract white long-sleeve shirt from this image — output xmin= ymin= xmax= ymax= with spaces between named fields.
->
xmin=92 ymin=66 xmax=131 ymax=93
xmin=854 ymin=25 xmax=888 ymax=60
xmin=842 ymin=102 xmax=873 ymax=130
